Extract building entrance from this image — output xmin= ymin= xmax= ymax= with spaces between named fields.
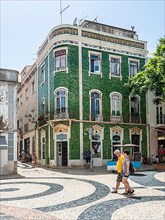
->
xmin=57 ymin=141 xmax=68 ymax=166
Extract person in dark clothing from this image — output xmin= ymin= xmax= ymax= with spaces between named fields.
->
xmin=83 ymin=149 xmax=91 ymax=168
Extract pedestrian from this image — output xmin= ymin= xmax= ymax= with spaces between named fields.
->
xmin=122 ymin=149 xmax=134 ymax=195
xmin=83 ymin=148 xmax=91 ymax=168
xmin=111 ymin=149 xmax=125 ymax=193
xmin=32 ymin=151 xmax=36 ymax=168
xmin=151 ymin=155 xmax=158 ymax=164
xmin=21 ymin=150 xmax=25 ymax=163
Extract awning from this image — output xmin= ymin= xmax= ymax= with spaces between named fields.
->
xmin=111 ymin=144 xmax=138 ymax=147
xmin=154 ymin=127 xmax=165 ymax=133
xmin=0 ymin=136 xmax=8 ymax=150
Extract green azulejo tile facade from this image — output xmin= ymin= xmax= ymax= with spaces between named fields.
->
xmin=36 ymin=21 xmax=148 ymax=167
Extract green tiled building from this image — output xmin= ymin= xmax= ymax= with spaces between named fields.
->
xmin=36 ymin=20 xmax=148 ymax=167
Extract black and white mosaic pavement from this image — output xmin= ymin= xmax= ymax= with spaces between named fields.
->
xmin=0 ymin=163 xmax=165 ymax=220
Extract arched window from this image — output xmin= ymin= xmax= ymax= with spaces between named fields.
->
xmin=90 ymin=90 xmax=102 ymax=121
xmin=54 ymin=88 xmax=68 ymax=118
xmin=110 ymin=92 xmax=122 ymax=116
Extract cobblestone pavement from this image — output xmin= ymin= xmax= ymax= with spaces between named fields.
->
xmin=0 ymin=162 xmax=165 ymax=220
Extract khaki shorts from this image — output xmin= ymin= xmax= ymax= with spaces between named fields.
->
xmin=116 ymin=172 xmax=122 ymax=182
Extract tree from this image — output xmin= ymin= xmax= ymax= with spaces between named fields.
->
xmin=126 ymin=37 xmax=165 ymax=104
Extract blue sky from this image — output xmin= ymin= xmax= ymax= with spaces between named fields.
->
xmin=1 ymin=0 xmax=165 ymax=72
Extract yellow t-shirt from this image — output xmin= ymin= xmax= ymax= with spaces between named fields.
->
xmin=116 ymin=154 xmax=125 ymax=173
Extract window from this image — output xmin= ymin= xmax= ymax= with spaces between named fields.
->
xmin=110 ymin=93 xmax=122 ymax=116
xmin=130 ymin=96 xmax=140 ymax=123
xmin=110 ymin=56 xmax=121 ymax=78
xmin=24 ymin=123 xmax=29 ymax=132
xmin=41 ymin=129 xmax=46 ymax=159
xmin=20 ymin=95 xmax=23 ymax=106
xmin=90 ymin=91 xmax=102 ymax=120
xmin=25 ymin=87 xmax=28 ymax=100
xmin=32 ymin=136 xmax=35 ymax=152
xmin=42 ymin=137 xmax=45 ymax=159
xmin=17 ymin=98 xmax=19 ymax=109
xmin=132 ymin=134 xmax=140 ymax=153
xmin=54 ymin=49 xmax=67 ymax=72
xmin=17 ymin=120 xmax=19 ymax=130
xmin=157 ymin=106 xmax=165 ymax=124
xmin=89 ymin=52 xmax=101 ymax=74
xmin=55 ymin=88 xmax=68 ymax=114
xmin=129 ymin=59 xmax=139 ymax=77
xmin=40 ymin=63 xmax=45 ymax=85
xmin=31 ymin=81 xmax=35 ymax=94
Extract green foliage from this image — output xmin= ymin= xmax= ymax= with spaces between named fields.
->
xmin=126 ymin=37 xmax=165 ymax=104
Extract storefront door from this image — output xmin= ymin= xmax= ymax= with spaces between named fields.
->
xmin=57 ymin=141 xmax=68 ymax=166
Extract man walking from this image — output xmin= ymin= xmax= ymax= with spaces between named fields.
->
xmin=83 ymin=148 xmax=91 ymax=168
xmin=111 ymin=149 xmax=125 ymax=193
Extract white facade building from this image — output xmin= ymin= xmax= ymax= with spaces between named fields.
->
xmin=0 ymin=68 xmax=19 ymax=175
xmin=147 ymin=92 xmax=165 ymax=160
xmin=17 ymin=63 xmax=38 ymax=160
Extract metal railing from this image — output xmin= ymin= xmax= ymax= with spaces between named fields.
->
xmin=37 ymin=109 xmax=146 ymax=124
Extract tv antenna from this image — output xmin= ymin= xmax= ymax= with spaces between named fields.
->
xmin=93 ymin=15 xmax=99 ymax=22
xmin=131 ymin=26 xmax=135 ymax=32
xmin=60 ymin=0 xmax=70 ymax=24
xmin=79 ymin=15 xmax=88 ymax=26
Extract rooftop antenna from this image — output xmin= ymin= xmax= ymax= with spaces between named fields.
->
xmin=60 ymin=0 xmax=70 ymax=24
xmin=79 ymin=15 xmax=88 ymax=26
xmin=73 ymin=17 xmax=78 ymax=26
xmin=93 ymin=15 xmax=99 ymax=22
xmin=131 ymin=26 xmax=135 ymax=32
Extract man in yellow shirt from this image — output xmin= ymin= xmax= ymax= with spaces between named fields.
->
xmin=111 ymin=149 xmax=125 ymax=193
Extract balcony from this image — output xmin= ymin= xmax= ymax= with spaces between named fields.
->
xmin=110 ymin=115 xmax=123 ymax=123
xmin=130 ymin=113 xmax=141 ymax=123
xmin=90 ymin=113 xmax=103 ymax=122
xmin=54 ymin=108 xmax=69 ymax=120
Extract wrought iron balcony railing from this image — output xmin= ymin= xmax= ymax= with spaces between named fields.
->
xmin=130 ymin=113 xmax=141 ymax=123
xmin=90 ymin=113 xmax=103 ymax=121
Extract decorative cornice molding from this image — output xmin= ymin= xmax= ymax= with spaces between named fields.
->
xmin=111 ymin=125 xmax=123 ymax=133
xmin=82 ymin=43 xmax=145 ymax=58
xmin=82 ymin=30 xmax=145 ymax=49
xmin=53 ymin=123 xmax=69 ymax=132
xmin=130 ymin=126 xmax=141 ymax=134
xmin=50 ymin=27 xmax=78 ymax=40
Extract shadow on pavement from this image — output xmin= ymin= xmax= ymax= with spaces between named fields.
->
xmin=0 ymin=174 xmax=25 ymax=180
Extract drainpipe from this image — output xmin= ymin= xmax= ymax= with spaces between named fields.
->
xmin=48 ymin=44 xmax=50 ymax=165
xmin=146 ymin=92 xmax=151 ymax=159
xmin=78 ymin=26 xmax=83 ymax=162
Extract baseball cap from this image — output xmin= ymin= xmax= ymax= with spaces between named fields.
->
xmin=114 ymin=149 xmax=120 ymax=155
